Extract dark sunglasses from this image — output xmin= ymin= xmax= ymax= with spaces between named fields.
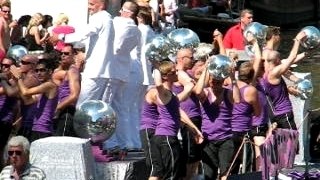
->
xmin=20 ymin=60 xmax=33 ymax=65
xmin=8 ymin=150 xmax=22 ymax=156
xmin=61 ymin=52 xmax=72 ymax=56
xmin=2 ymin=10 xmax=10 ymax=14
xmin=1 ymin=64 xmax=11 ymax=68
xmin=35 ymin=68 xmax=47 ymax=73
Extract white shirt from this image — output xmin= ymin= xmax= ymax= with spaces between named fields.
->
xmin=108 ymin=16 xmax=141 ymax=82
xmin=138 ymin=24 xmax=156 ymax=85
xmin=80 ymin=10 xmax=115 ymax=78
xmin=163 ymin=0 xmax=178 ymax=25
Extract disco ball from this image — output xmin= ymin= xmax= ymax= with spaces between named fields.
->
xmin=73 ymin=100 xmax=117 ymax=143
xmin=243 ymin=22 xmax=268 ymax=45
xmin=207 ymin=55 xmax=232 ymax=80
xmin=300 ymin=26 xmax=320 ymax=49
xmin=7 ymin=45 xmax=28 ymax=64
xmin=145 ymin=35 xmax=172 ymax=62
xmin=296 ymin=79 xmax=313 ymax=100
xmin=194 ymin=43 xmax=214 ymax=60
xmin=167 ymin=28 xmax=200 ymax=54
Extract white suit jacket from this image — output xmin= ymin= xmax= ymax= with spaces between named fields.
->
xmin=108 ymin=16 xmax=141 ymax=82
xmin=81 ymin=10 xmax=115 ymax=79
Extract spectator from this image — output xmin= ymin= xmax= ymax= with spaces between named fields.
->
xmin=0 ymin=1 xmax=11 ymax=61
xmin=223 ymin=9 xmax=253 ymax=51
xmin=0 ymin=136 xmax=46 ymax=179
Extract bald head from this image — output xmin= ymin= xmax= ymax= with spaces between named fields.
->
xmin=176 ymin=48 xmax=194 ymax=69
xmin=266 ymin=50 xmax=280 ymax=64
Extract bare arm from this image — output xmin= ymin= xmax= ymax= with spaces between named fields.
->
xmin=179 ymin=108 xmax=204 ymax=144
xmin=194 ymin=64 xmax=209 ymax=102
xmin=271 ymin=31 xmax=305 ymax=78
xmin=176 ymin=70 xmax=195 ymax=102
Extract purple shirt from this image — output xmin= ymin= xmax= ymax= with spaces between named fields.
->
xmin=172 ymin=84 xmax=201 ymax=118
xmin=232 ymin=85 xmax=253 ymax=132
xmin=0 ymin=93 xmax=17 ymax=123
xmin=263 ymin=77 xmax=292 ymax=116
xmin=140 ymin=100 xmax=159 ymax=130
xmin=201 ymin=88 xmax=233 ymax=141
xmin=155 ymin=92 xmax=180 ymax=136
xmin=20 ymin=103 xmax=37 ymax=129
xmin=252 ymin=79 xmax=269 ymax=126
xmin=32 ymin=94 xmax=59 ymax=133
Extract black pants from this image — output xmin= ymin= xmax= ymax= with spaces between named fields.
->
xmin=180 ymin=116 xmax=203 ymax=163
xmin=30 ymin=131 xmax=51 ymax=142
xmin=272 ymin=111 xmax=297 ymax=130
xmin=54 ymin=106 xmax=76 ymax=136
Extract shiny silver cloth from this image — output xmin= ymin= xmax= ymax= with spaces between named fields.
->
xmin=30 ymin=137 xmax=95 ymax=180
xmin=94 ymin=152 xmax=148 ymax=180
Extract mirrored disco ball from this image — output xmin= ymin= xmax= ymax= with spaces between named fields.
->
xmin=167 ymin=28 xmax=200 ymax=54
xmin=296 ymin=79 xmax=313 ymax=100
xmin=7 ymin=45 xmax=28 ymax=64
xmin=194 ymin=43 xmax=214 ymax=60
xmin=207 ymin=55 xmax=232 ymax=80
xmin=300 ymin=26 xmax=320 ymax=49
xmin=73 ymin=100 xmax=117 ymax=143
xmin=244 ymin=45 xmax=255 ymax=57
xmin=145 ymin=35 xmax=172 ymax=62
xmin=243 ymin=22 xmax=268 ymax=45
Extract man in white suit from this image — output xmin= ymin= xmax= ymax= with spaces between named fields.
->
xmin=76 ymin=0 xmax=115 ymax=107
xmin=103 ymin=0 xmax=141 ymax=160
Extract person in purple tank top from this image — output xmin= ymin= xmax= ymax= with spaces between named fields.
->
xmin=194 ymin=60 xmax=240 ymax=180
xmin=2 ymin=55 xmax=40 ymax=142
xmin=52 ymin=43 xmax=81 ymax=136
xmin=231 ymin=61 xmax=261 ymax=174
xmin=0 ymin=57 xmax=19 ymax=169
xmin=263 ymin=31 xmax=306 ymax=130
xmin=149 ymin=61 xmax=203 ymax=180
xmin=11 ymin=58 xmax=58 ymax=142
xmin=139 ymin=86 xmax=159 ymax=177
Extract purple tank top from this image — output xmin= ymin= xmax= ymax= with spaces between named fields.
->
xmin=58 ymin=67 xmax=78 ymax=106
xmin=263 ymin=76 xmax=292 ymax=116
xmin=58 ymin=78 xmax=71 ymax=103
xmin=0 ymin=93 xmax=17 ymax=123
xmin=232 ymin=85 xmax=253 ymax=132
xmin=155 ymin=92 xmax=180 ymax=136
xmin=201 ymin=88 xmax=233 ymax=141
xmin=140 ymin=100 xmax=159 ymax=130
xmin=252 ymin=79 xmax=269 ymax=126
xmin=20 ymin=103 xmax=37 ymax=129
xmin=32 ymin=94 xmax=59 ymax=133
xmin=172 ymin=84 xmax=201 ymax=118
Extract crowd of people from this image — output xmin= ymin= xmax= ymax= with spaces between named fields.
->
xmin=0 ymin=0 xmax=312 ymax=179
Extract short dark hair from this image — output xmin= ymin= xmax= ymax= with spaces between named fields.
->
xmin=266 ymin=26 xmax=280 ymax=41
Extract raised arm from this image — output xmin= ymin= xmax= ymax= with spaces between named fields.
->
xmin=176 ymin=70 xmax=195 ymax=101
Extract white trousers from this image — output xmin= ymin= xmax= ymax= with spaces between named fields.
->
xmin=104 ymin=61 xmax=145 ymax=149
xmin=76 ymin=77 xmax=109 ymax=107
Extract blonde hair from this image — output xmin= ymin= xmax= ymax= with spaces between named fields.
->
xmin=158 ymin=61 xmax=174 ymax=75
xmin=54 ymin=13 xmax=69 ymax=25
xmin=27 ymin=13 xmax=44 ymax=30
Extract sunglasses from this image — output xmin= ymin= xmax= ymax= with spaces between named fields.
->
xmin=35 ymin=68 xmax=47 ymax=73
xmin=8 ymin=150 xmax=22 ymax=156
xmin=61 ymin=52 xmax=72 ymax=56
xmin=20 ymin=60 xmax=33 ymax=65
xmin=1 ymin=10 xmax=10 ymax=14
xmin=1 ymin=64 xmax=11 ymax=68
